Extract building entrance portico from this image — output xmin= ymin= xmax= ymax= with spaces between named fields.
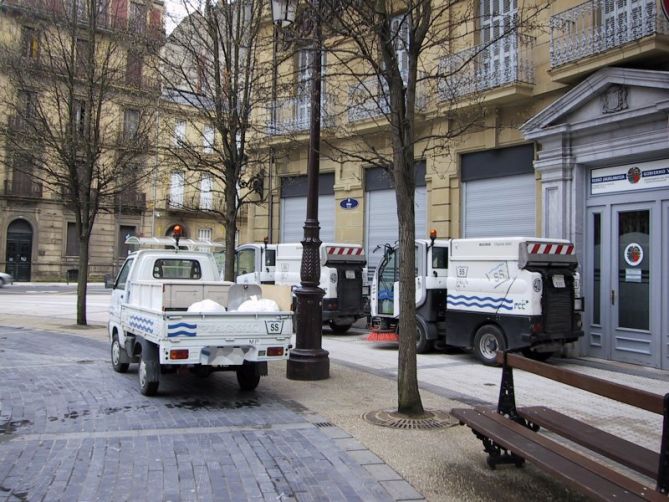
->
xmin=522 ymin=68 xmax=669 ymax=369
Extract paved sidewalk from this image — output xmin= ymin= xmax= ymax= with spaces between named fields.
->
xmin=2 ymin=308 xmax=668 ymax=500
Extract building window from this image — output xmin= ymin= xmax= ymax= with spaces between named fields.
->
xmin=169 ymin=171 xmax=184 ymax=207
xmin=174 ymin=120 xmax=186 ymax=146
xmin=203 ymin=125 xmax=215 ymax=153
xmin=390 ymin=14 xmax=409 ymax=84
xmin=200 ymin=174 xmax=213 ymax=210
xmin=74 ymin=99 xmax=87 ymax=136
xmin=21 ymin=26 xmax=39 ymax=59
xmin=198 ymin=227 xmax=212 ymax=242
xmin=126 ymin=50 xmax=143 ymax=86
xmin=124 ymin=109 xmax=140 ymax=139
xmin=118 ymin=225 xmax=136 ymax=258
xmin=66 ymin=222 xmax=80 ymax=256
xmin=18 ymin=90 xmax=37 ymax=119
xmin=129 ymin=2 xmax=146 ymax=32
xmin=76 ymin=38 xmax=90 ymax=75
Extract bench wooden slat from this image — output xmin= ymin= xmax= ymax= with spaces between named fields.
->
xmin=496 ymin=352 xmax=665 ymax=415
xmin=518 ymin=406 xmax=659 ymax=479
xmin=451 ymin=407 xmax=663 ymax=502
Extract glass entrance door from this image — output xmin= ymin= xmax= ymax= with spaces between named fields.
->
xmin=586 ymin=203 xmax=660 ymax=367
xmin=610 ymin=204 xmax=656 ymax=366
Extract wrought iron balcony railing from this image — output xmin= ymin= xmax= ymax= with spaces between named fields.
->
xmin=114 ymin=190 xmax=146 ymax=210
xmin=3 ymin=179 xmax=43 ymax=198
xmin=438 ymin=34 xmax=535 ymax=101
xmin=268 ymin=94 xmax=335 ymax=135
xmin=347 ymin=74 xmax=428 ymax=123
xmin=0 ymin=0 xmax=165 ymax=40
xmin=550 ymin=0 xmax=669 ymax=68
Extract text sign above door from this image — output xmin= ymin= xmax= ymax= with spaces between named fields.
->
xmin=591 ymin=159 xmax=669 ymax=195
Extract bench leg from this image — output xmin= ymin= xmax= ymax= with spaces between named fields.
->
xmin=498 ymin=357 xmax=538 ymax=431
xmin=658 ymin=393 xmax=669 ymax=494
xmin=477 ymin=434 xmax=525 ymax=469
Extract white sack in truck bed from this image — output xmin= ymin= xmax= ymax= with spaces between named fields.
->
xmin=237 ymin=296 xmax=280 ymax=312
xmin=187 ymin=299 xmax=227 ymax=313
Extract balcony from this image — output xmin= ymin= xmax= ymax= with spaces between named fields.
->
xmin=268 ymin=95 xmax=335 ymax=136
xmin=124 ymin=74 xmax=161 ymax=93
xmin=114 ymin=190 xmax=146 ymax=212
xmin=3 ymin=179 xmax=43 ymax=198
xmin=550 ymin=0 xmax=669 ymax=76
xmin=438 ymin=34 xmax=535 ymax=102
xmin=347 ymin=75 xmax=428 ymax=125
xmin=0 ymin=0 xmax=165 ymax=42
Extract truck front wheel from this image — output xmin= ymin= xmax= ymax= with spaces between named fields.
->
xmin=111 ymin=335 xmax=129 ymax=373
xmin=236 ymin=361 xmax=260 ymax=391
xmin=139 ymin=344 xmax=160 ymax=396
xmin=473 ymin=325 xmax=505 ymax=366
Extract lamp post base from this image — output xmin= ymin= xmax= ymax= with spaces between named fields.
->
xmin=286 ymin=348 xmax=330 ymax=380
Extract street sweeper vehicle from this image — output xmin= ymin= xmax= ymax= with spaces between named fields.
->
xmin=235 ymin=241 xmax=368 ymax=333
xmin=369 ymin=233 xmax=584 ymax=365
xmin=107 ymin=229 xmax=293 ymax=395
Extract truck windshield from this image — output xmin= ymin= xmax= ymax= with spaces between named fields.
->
xmin=235 ymin=249 xmax=255 ymax=277
xmin=153 ymin=259 xmax=202 ymax=280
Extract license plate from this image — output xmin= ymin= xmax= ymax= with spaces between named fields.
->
xmin=552 ymin=275 xmax=566 ymax=288
xmin=345 ymin=270 xmax=355 ymax=279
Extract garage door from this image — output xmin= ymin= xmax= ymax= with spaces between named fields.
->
xmin=463 ymin=174 xmax=536 ymax=237
xmin=461 ymin=144 xmax=536 ymax=238
xmin=280 ymin=174 xmax=335 ymax=243
xmin=364 ymin=162 xmax=426 ymax=275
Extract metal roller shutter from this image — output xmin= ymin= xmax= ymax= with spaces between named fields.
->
xmin=280 ymin=195 xmax=335 ymax=242
xmin=280 ymin=174 xmax=335 ymax=243
xmin=463 ymin=174 xmax=536 ymax=237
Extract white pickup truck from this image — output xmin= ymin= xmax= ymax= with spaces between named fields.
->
xmin=107 ymin=242 xmax=293 ymax=396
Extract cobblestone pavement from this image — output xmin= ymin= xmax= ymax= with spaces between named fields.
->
xmin=0 ymin=327 xmax=422 ymax=502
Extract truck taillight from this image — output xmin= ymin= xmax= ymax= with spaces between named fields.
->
xmin=170 ymin=349 xmax=189 ymax=360
xmin=531 ymin=322 xmax=543 ymax=334
xmin=323 ymin=299 xmax=338 ymax=311
xmin=267 ymin=347 xmax=284 ymax=357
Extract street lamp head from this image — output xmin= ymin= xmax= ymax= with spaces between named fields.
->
xmin=271 ymin=0 xmax=297 ymax=26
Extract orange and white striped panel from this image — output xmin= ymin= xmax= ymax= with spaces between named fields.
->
xmin=326 ymin=246 xmax=364 ymax=256
xmin=527 ymin=242 xmax=575 ymax=255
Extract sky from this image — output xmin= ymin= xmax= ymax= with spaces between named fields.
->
xmin=164 ymin=0 xmax=191 ymax=35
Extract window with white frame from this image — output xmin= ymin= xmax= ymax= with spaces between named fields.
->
xmin=198 ymin=228 xmax=212 ymax=242
xmin=174 ymin=120 xmax=186 ymax=147
xmin=296 ymin=49 xmax=326 ymax=128
xmin=391 ymin=14 xmax=409 ymax=85
xmin=480 ymin=0 xmax=518 ymax=84
xmin=169 ymin=171 xmax=184 ymax=207
xmin=199 ymin=174 xmax=213 ymax=210
xmin=203 ymin=125 xmax=215 ymax=153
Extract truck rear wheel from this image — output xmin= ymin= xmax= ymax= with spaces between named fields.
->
xmin=416 ymin=317 xmax=432 ymax=354
xmin=473 ymin=325 xmax=505 ymax=366
xmin=329 ymin=321 xmax=352 ymax=334
xmin=111 ymin=335 xmax=129 ymax=373
xmin=236 ymin=361 xmax=261 ymax=391
xmin=139 ymin=343 xmax=160 ymax=396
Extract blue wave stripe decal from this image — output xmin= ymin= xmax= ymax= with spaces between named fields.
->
xmin=447 ymin=295 xmax=512 ymax=304
xmin=168 ymin=322 xmax=197 ymax=330
xmin=128 ymin=315 xmax=154 ymax=333
xmin=167 ymin=330 xmax=197 ymax=337
xmin=447 ymin=300 xmax=514 ymax=311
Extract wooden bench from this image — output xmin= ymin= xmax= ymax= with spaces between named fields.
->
xmin=451 ymin=351 xmax=669 ymax=501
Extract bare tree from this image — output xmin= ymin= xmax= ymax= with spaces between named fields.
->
xmin=0 ymin=0 xmax=161 ymax=324
xmin=157 ymin=0 xmax=272 ymax=281
xmin=318 ymin=0 xmax=549 ymax=415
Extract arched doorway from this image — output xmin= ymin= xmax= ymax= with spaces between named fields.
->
xmin=6 ymin=219 xmax=33 ymax=281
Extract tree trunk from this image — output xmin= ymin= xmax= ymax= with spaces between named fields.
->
xmin=223 ymin=173 xmax=237 ymax=282
xmin=76 ymin=237 xmax=89 ymax=326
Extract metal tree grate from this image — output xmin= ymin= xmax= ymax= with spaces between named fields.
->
xmin=362 ymin=409 xmax=458 ymax=430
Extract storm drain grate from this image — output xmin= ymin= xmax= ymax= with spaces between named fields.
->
xmin=314 ymin=422 xmax=335 ymax=428
xmin=362 ymin=409 xmax=458 ymax=430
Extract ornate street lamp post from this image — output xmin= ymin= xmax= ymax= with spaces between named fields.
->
xmin=271 ymin=0 xmax=329 ymax=380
